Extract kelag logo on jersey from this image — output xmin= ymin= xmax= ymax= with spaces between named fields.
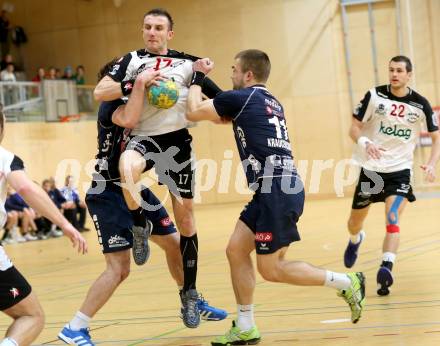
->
xmin=378 ymin=121 xmax=411 ymax=139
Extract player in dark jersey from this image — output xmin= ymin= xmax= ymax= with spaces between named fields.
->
xmin=0 ymin=112 xmax=87 ymax=346
xmin=186 ymin=50 xmax=366 ymax=345
xmin=94 ymin=8 xmax=222 ymax=329
xmin=343 ymin=56 xmax=440 ymax=296
xmin=58 ymin=61 xmax=226 ymax=346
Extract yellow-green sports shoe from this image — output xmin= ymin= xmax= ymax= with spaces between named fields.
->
xmin=338 ymin=272 xmax=366 ymax=323
xmin=211 ymin=320 xmax=261 ymax=346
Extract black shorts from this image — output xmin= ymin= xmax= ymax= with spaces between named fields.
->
xmin=239 ymin=176 xmax=305 ymax=254
xmin=0 ymin=265 xmax=32 ymax=311
xmin=86 ymin=186 xmax=177 ymax=254
xmin=125 ymin=128 xmax=195 ymax=199
xmin=352 ymin=168 xmax=416 ymax=209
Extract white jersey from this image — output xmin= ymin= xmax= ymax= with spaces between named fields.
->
xmin=0 ymin=146 xmax=24 ymax=270
xmin=108 ymin=49 xmax=198 ymax=136
xmin=352 ymin=85 xmax=438 ymax=173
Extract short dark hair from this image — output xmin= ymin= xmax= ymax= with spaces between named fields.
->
xmin=143 ymin=8 xmax=174 ymax=31
xmin=97 ymin=58 xmax=119 ymax=81
xmin=390 ymin=55 xmax=413 ymax=72
xmin=235 ymin=49 xmax=271 ymax=83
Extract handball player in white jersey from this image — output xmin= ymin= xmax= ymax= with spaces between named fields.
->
xmin=343 ymin=55 xmax=440 ymax=296
xmin=0 ymin=112 xmax=87 ymax=346
xmin=94 ymin=8 xmax=221 ymax=328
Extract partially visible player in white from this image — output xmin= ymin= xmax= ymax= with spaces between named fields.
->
xmin=344 ymin=55 xmax=440 ymax=296
xmin=0 ymin=112 xmax=87 ymax=346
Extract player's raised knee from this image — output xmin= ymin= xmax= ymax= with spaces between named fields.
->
xmin=119 ymin=150 xmax=143 ymax=181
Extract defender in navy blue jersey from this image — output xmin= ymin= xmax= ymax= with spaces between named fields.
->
xmin=94 ymin=8 xmax=223 ymax=328
xmin=186 ymin=50 xmax=366 ymax=345
xmin=59 ymin=63 xmax=226 ymax=346
xmin=343 ymin=56 xmax=440 ymax=296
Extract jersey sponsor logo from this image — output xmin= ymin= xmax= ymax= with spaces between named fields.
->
xmin=236 ymin=126 xmax=247 ymax=148
xmin=247 ymin=154 xmax=261 ymax=173
xmin=10 ymin=287 xmax=20 ymax=299
xmin=108 ymin=235 xmax=130 ymax=248
xmin=160 ymin=217 xmax=172 ymax=227
xmin=409 ymin=101 xmax=423 ymax=109
xmin=123 ymin=82 xmax=133 ymax=91
xmin=255 ymin=232 xmax=273 ymax=242
xmin=136 ymin=63 xmax=147 ymax=75
xmin=264 ymin=98 xmax=282 ymax=111
xmin=267 ymin=138 xmax=291 ymax=150
xmin=268 ymin=155 xmax=295 ymax=172
xmin=406 ymin=112 xmax=420 ymax=123
xmin=375 ymin=103 xmax=386 ymax=116
xmin=379 ymin=121 xmax=411 ymax=140
xmin=102 ymin=133 xmax=113 ymax=153
xmin=109 ymin=64 xmax=120 ymax=76
xmin=396 ymin=183 xmax=410 ymax=193
xmin=258 ymin=243 xmax=270 ymax=251
xmin=264 ymin=98 xmax=283 ymax=117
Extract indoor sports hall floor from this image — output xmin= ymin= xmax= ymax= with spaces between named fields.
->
xmin=2 ymin=196 xmax=440 ymax=346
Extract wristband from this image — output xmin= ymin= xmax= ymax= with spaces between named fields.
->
xmin=190 ymin=71 xmax=206 ymax=87
xmin=357 ymin=136 xmax=372 ymax=149
xmin=121 ymin=79 xmax=135 ymax=96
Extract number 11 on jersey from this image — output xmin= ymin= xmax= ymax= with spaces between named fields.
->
xmin=268 ymin=116 xmax=289 ymax=140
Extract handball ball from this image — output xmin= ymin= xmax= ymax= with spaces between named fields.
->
xmin=148 ymin=79 xmax=179 ymax=109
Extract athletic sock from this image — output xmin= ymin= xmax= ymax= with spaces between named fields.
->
xmin=69 ymin=311 xmax=91 ymax=331
xmin=130 ymin=207 xmax=146 ymax=228
xmin=324 ymin=271 xmax=351 ymax=290
xmin=381 ymin=252 xmax=396 ymax=271
xmin=181 ymin=233 xmax=198 ymax=292
xmin=350 ymin=230 xmax=364 ymax=244
xmin=0 ymin=338 xmax=18 ymax=346
xmin=237 ymin=304 xmax=255 ymax=331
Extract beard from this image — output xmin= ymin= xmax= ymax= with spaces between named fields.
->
xmin=232 ymin=79 xmax=244 ymax=90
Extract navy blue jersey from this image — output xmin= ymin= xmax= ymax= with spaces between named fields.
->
xmin=92 ymin=99 xmax=128 ymax=186
xmin=213 ymin=85 xmax=296 ymax=187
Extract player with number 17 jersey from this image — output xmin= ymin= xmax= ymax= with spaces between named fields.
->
xmin=107 ymin=49 xmax=217 ymax=136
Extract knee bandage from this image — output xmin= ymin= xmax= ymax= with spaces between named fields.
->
xmin=386 ymin=196 xmax=404 ymax=225
xmin=386 ymin=224 xmax=400 ymax=233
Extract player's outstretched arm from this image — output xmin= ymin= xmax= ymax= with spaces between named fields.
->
xmin=421 ymin=130 xmax=440 ymax=182
xmin=7 ymin=170 xmax=88 ymax=254
xmin=94 ymin=76 xmax=124 ymax=101
xmin=112 ymin=69 xmax=162 ymax=129
xmin=186 ymin=58 xmax=222 ymax=123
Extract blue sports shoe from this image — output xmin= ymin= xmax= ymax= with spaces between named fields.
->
xmin=344 ymin=231 xmax=365 ymax=268
xmin=180 ymin=292 xmax=228 ymax=321
xmin=58 ymin=324 xmax=95 ymax=346
xmin=198 ymin=295 xmax=228 ymax=321
xmin=377 ymin=266 xmax=393 ymax=296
